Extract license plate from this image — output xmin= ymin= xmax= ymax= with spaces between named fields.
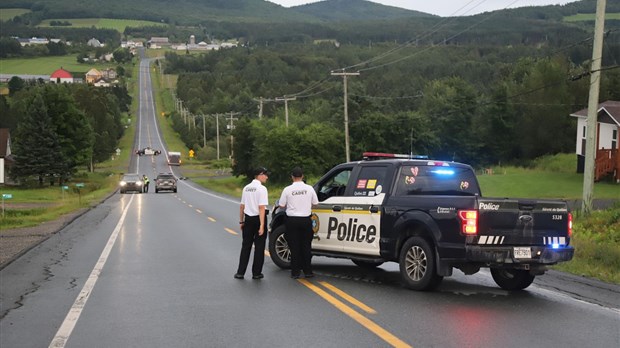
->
xmin=514 ymin=247 xmax=531 ymax=259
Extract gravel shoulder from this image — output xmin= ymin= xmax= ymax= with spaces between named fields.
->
xmin=0 ymin=208 xmax=88 ymax=268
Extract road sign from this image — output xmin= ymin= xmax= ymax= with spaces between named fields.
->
xmin=189 ymin=149 xmax=195 ymax=158
xmin=2 ymin=193 xmax=12 ymax=199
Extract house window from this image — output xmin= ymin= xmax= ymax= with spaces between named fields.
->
xmin=613 ymin=129 xmax=618 ymax=150
xmin=582 ymin=125 xmax=586 ymax=138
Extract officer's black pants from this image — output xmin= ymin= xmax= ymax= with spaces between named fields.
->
xmin=236 ymin=214 xmax=266 ymax=276
xmin=285 ymin=216 xmax=313 ymax=276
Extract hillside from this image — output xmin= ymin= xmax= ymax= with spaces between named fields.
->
xmin=290 ymin=0 xmax=434 ymax=21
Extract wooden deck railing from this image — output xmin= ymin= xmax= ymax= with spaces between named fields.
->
xmin=595 ymin=149 xmax=619 ymax=182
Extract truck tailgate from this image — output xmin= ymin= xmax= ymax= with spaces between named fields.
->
xmin=475 ymin=198 xmax=571 ymax=247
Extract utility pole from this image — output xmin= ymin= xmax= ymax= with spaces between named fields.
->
xmin=201 ymin=114 xmax=206 ymax=148
xmin=582 ymin=0 xmax=607 ymax=216
xmin=226 ymin=112 xmax=240 ymax=159
xmin=331 ymin=70 xmax=360 ymax=162
xmin=215 ymin=113 xmax=220 ymax=160
xmin=275 ymin=96 xmax=296 ymax=127
xmin=253 ymin=97 xmax=272 ymax=119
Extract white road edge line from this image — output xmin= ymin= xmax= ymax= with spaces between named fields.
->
xmin=48 ymin=195 xmax=135 ymax=348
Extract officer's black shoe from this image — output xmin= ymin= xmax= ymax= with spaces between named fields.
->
xmin=252 ymin=274 xmax=264 ymax=280
xmin=291 ymin=274 xmax=300 ymax=279
xmin=304 ymin=273 xmax=314 ymax=278
xmin=234 ymin=273 xmax=244 ymax=279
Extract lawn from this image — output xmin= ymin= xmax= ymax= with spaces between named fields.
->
xmin=0 ymin=55 xmax=117 ymax=75
xmin=0 ymin=8 xmax=30 ymax=21
xmin=38 ymin=18 xmax=167 ymax=32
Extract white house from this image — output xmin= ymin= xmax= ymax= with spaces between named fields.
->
xmin=570 ymin=100 xmax=620 ymax=181
xmin=571 ymin=101 xmax=620 ymax=155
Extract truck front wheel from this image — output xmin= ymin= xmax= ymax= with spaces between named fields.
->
xmin=399 ymin=236 xmax=443 ymax=291
xmin=491 ymin=268 xmax=535 ymax=290
xmin=268 ymin=225 xmax=291 ymax=269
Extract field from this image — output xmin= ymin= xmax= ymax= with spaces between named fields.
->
xmin=564 ymin=13 xmax=620 ymax=21
xmin=38 ymin=18 xmax=167 ymax=32
xmin=0 ymin=55 xmax=116 ymax=75
xmin=0 ymin=8 xmax=30 ymax=21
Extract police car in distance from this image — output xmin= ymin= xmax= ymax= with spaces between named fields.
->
xmin=268 ymin=152 xmax=574 ymax=291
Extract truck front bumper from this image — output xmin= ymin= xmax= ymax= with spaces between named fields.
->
xmin=466 ymin=245 xmax=574 ymax=265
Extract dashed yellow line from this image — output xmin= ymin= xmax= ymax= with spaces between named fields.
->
xmin=298 ymin=279 xmax=411 ymax=348
xmin=208 ymin=217 xmax=216 ymax=222
xmin=196 ymin=209 xmax=202 ymax=214
xmin=225 ymin=228 xmax=238 ymax=235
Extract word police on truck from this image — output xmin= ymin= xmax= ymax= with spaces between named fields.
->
xmin=268 ymin=152 xmax=574 ymax=291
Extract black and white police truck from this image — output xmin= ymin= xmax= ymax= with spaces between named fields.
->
xmin=268 ymin=152 xmax=574 ymax=291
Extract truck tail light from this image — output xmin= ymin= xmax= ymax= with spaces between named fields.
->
xmin=458 ymin=210 xmax=478 ymax=235
xmin=568 ymin=213 xmax=573 ymax=237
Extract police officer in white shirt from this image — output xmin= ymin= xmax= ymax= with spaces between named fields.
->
xmin=235 ymin=167 xmax=269 ymax=280
xmin=279 ymin=167 xmax=319 ymax=279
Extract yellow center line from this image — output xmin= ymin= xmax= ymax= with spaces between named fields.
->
xmin=298 ymin=279 xmax=411 ymax=348
xmin=319 ymin=281 xmax=376 ymax=314
xmin=196 ymin=209 xmax=202 ymax=214
xmin=207 ymin=217 xmax=216 ymax=222
xmin=224 ymin=228 xmax=238 ymax=235
xmin=188 ymin=204 xmax=193 ymax=208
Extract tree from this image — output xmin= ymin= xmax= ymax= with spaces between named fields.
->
xmin=11 ymin=94 xmax=67 ymax=185
xmin=41 ymin=85 xmax=94 ymax=171
xmin=8 ymin=76 xmax=25 ymax=96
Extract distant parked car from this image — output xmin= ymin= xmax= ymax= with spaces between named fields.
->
xmin=119 ymin=173 xmax=143 ymax=194
xmin=155 ymin=173 xmax=177 ymax=193
xmin=135 ymin=147 xmax=161 ymax=156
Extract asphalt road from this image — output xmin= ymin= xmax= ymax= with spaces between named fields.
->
xmin=1 ymin=54 xmax=619 ymax=348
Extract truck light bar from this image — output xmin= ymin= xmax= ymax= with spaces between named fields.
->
xmin=568 ymin=213 xmax=573 ymax=237
xmin=362 ymin=152 xmax=429 ymax=160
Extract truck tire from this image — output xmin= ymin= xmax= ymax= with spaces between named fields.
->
xmin=352 ymin=260 xmax=384 ymax=269
xmin=399 ymin=236 xmax=443 ymax=291
xmin=268 ymin=225 xmax=291 ymax=269
xmin=490 ymin=268 xmax=535 ymax=290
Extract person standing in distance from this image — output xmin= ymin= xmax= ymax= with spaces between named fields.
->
xmin=279 ymin=167 xmax=319 ymax=279
xmin=142 ymin=175 xmax=149 ymax=193
xmin=234 ymin=167 xmax=270 ymax=280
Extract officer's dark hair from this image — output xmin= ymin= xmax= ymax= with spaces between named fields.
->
xmin=290 ymin=167 xmax=303 ymax=178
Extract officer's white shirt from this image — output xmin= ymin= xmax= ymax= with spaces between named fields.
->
xmin=241 ymin=179 xmax=268 ymax=216
xmin=279 ymin=181 xmax=319 ymax=217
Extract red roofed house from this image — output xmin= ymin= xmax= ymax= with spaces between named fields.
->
xmin=50 ymin=67 xmax=73 ymax=83
xmin=570 ymin=100 xmax=620 ymax=182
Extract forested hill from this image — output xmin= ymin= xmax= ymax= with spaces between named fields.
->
xmin=289 ymin=0 xmax=434 ymax=21
xmin=0 ymin=0 xmax=430 ymax=24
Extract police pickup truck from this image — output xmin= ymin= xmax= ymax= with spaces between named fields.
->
xmin=268 ymin=152 xmax=574 ymax=291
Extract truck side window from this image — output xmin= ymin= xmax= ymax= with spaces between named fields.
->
xmin=317 ymin=169 xmax=351 ymax=201
xmin=352 ymin=166 xmax=387 ymax=197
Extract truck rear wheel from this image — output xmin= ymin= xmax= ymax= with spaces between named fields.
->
xmin=268 ymin=225 xmax=291 ymax=269
xmin=399 ymin=236 xmax=442 ymax=291
xmin=491 ymin=268 xmax=535 ymax=290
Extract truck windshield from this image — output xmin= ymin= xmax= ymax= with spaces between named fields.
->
xmin=394 ymin=165 xmax=479 ymax=196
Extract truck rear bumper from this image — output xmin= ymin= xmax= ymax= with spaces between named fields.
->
xmin=466 ymin=245 xmax=574 ymax=265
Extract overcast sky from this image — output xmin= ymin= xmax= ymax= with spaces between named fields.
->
xmin=267 ymin=0 xmax=580 ymax=17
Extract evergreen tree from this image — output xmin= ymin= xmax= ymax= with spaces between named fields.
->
xmin=12 ymin=94 xmax=67 ymax=185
